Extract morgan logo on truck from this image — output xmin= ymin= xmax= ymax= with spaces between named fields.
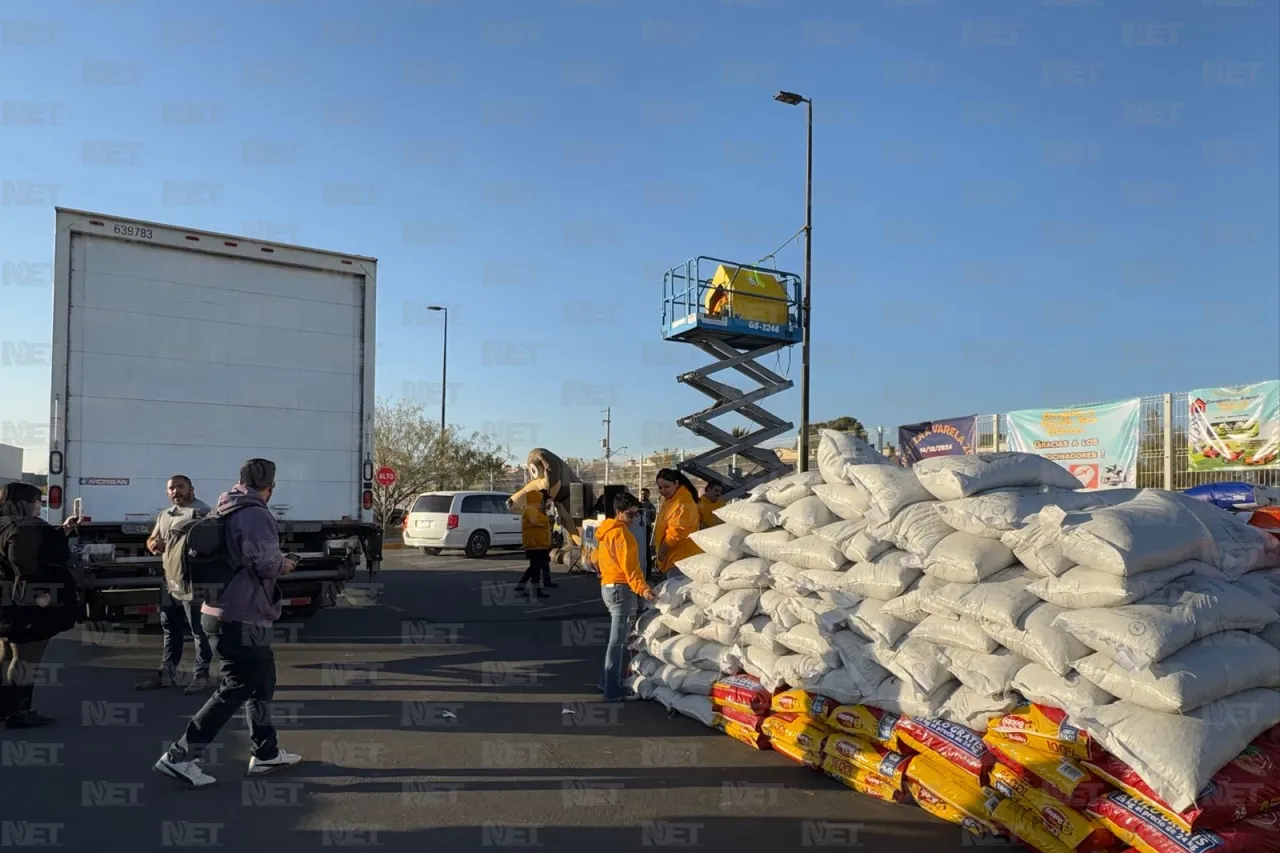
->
xmin=79 ymin=478 xmax=129 ymax=486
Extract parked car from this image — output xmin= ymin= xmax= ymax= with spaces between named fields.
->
xmin=402 ymin=491 xmax=524 ymax=558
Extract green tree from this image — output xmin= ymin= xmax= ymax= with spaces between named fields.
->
xmin=373 ymin=396 xmax=509 ymax=525
xmin=811 ymin=416 xmax=869 ymax=443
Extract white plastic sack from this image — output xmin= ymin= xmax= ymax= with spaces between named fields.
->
xmin=799 ymin=666 xmax=871 ymax=706
xmin=1026 ymin=561 xmax=1198 ymax=610
xmin=789 ymin=594 xmax=847 ymax=635
xmin=795 ymin=569 xmax=847 ymax=595
xmin=1168 ymin=491 xmax=1280 ymax=579
xmin=1002 ymin=516 xmax=1076 ymax=578
xmin=1263 ymin=622 xmax=1280 ymax=650
xmin=828 ymin=632 xmax=893 ymax=695
xmin=910 ymin=613 xmax=999 ymax=654
xmin=673 ymin=693 xmax=716 ymax=726
xmin=706 ymin=588 xmax=762 ymax=629
xmin=675 ymin=553 xmax=729 ymax=585
xmin=840 ymin=550 xmax=924 ymax=601
xmin=1052 ymin=574 xmax=1280 ymax=669
xmin=691 ymin=640 xmax=740 ymax=674
xmin=654 ymin=573 xmax=695 ymax=611
xmin=652 ymin=663 xmax=691 ymax=692
xmin=777 ymin=623 xmax=845 ymax=667
xmin=934 ymin=567 xmax=1038 ymax=628
xmin=689 ymin=525 xmax=749 ymax=561
xmin=1074 ymin=631 xmax=1280 ymax=713
xmin=843 ymin=529 xmax=892 ymax=563
xmin=1070 ymin=688 xmax=1280 ymax=813
xmin=937 ymin=486 xmax=1098 ymax=540
xmin=868 ymin=502 xmax=953 ymax=559
xmin=717 ymin=557 xmax=772 ymax=591
xmin=651 ymin=634 xmax=706 ymax=667
xmin=714 ymin=500 xmax=783 ymax=534
xmin=1010 ymin=664 xmax=1115 ymax=712
xmin=693 ymin=620 xmax=739 ymax=646
xmin=766 ymin=471 xmax=827 ymax=508
xmin=1040 ymin=490 xmax=1219 ymax=577
xmin=937 ymin=685 xmax=1018 ymax=733
xmin=680 ymin=669 xmax=718 ymax=696
xmin=814 ymin=519 xmax=869 ymax=551
xmin=819 ymin=589 xmax=862 ymax=611
xmin=773 ymin=653 xmax=834 ymax=690
xmin=739 ymin=643 xmax=784 ymax=690
xmin=758 ymin=589 xmax=801 ymax=629
xmin=630 ymin=652 xmax=663 ymax=678
xmin=768 ymin=562 xmax=808 ymax=597
xmin=628 ymin=673 xmax=656 ymax=700
xmin=845 ymin=598 xmax=914 ymax=647
xmin=652 ymin=685 xmax=680 ymax=710
xmin=1236 ymin=568 xmax=1280 ymax=612
xmin=635 ymin=611 xmax=673 ymax=645
xmin=742 ymin=529 xmax=796 ymax=562
xmin=880 ymin=575 xmax=951 ymax=624
xmin=938 ymin=646 xmax=1029 ymax=696
xmin=737 ymin=615 xmax=786 ymax=653
xmin=818 ymin=429 xmax=891 ymax=484
xmin=664 ymin=602 xmax=708 ymax=635
xmin=779 ymin=495 xmax=837 ymax=538
xmin=688 ymin=582 xmax=722 ymax=610
xmin=866 ymin=636 xmax=950 ymax=695
xmin=778 ymin=534 xmax=848 ymax=572
xmin=845 ymin=464 xmax=934 ymax=524
xmin=924 ymin=531 xmax=1018 ymax=583
xmin=980 ymin=602 xmax=1093 ymax=676
xmin=913 ymin=452 xmax=1083 ymax=501
xmin=864 ymin=676 xmax=958 ymax=719
xmin=812 ymin=483 xmax=872 ymax=521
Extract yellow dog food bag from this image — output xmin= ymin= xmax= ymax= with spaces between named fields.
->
xmin=988 ymin=763 xmax=1115 ymax=850
xmin=983 ymin=729 xmax=1097 ymax=805
xmin=823 ymin=732 xmax=913 ymax=788
xmin=771 ymin=688 xmax=842 ymax=720
xmin=772 ymin=737 xmax=823 ymax=770
xmin=762 ymin=712 xmax=831 ymax=753
xmin=990 ymin=796 xmax=1077 ymax=853
xmin=905 ymin=756 xmax=1002 ymax=837
xmin=825 ymin=704 xmax=906 ymax=751
xmin=715 ymin=716 xmax=771 ymax=750
xmin=821 ymin=754 xmax=909 ymax=804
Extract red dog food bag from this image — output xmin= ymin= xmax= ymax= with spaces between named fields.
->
xmin=895 ymin=716 xmax=994 ymax=782
xmin=1090 ymin=795 xmax=1280 ymax=853
xmin=710 ymin=674 xmax=772 ymax=715
xmin=1083 ymin=727 xmax=1280 ymax=832
xmin=713 ymin=704 xmax=768 ymax=732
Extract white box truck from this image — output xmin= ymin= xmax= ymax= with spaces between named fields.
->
xmin=44 ymin=208 xmax=382 ymax=621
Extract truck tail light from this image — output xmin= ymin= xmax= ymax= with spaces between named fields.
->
xmin=362 ymin=490 xmax=373 ymax=511
xmin=446 ymin=514 xmax=459 ymax=530
xmin=401 ymin=514 xmax=408 ymax=530
xmin=48 ymin=485 xmax=62 ymax=510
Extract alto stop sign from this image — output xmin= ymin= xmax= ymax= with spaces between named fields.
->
xmin=375 ymin=466 xmax=397 ymax=487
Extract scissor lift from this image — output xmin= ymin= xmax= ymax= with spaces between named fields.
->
xmin=662 ymin=256 xmax=804 ymax=501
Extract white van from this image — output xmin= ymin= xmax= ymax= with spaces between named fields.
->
xmin=402 ymin=491 xmax=525 ymax=558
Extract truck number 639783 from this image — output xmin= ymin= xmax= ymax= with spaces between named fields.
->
xmin=112 ymin=224 xmax=154 ymax=239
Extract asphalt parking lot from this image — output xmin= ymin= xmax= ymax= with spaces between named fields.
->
xmin=0 ymin=549 xmax=998 ymax=852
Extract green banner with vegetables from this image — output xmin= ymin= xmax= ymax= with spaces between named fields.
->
xmin=1187 ymin=380 xmax=1280 ymax=471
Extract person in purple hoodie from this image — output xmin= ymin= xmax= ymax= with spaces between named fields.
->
xmin=153 ymin=459 xmax=301 ymax=789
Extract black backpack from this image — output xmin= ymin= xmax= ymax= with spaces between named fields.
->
xmin=165 ymin=506 xmax=248 ymax=602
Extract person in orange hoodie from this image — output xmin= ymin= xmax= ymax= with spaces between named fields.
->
xmin=698 ymin=481 xmax=726 ymax=529
xmin=652 ymin=468 xmax=702 ymax=573
xmin=515 ymin=490 xmax=552 ymax=600
xmin=593 ymin=491 xmax=655 ymax=702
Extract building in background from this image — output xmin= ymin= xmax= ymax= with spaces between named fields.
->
xmin=0 ymin=443 xmax=23 ymax=483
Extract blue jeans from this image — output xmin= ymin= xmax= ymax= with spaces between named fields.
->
xmin=600 ymin=584 xmax=636 ymax=701
xmin=160 ymin=599 xmax=212 ymax=678
xmin=167 ymin=617 xmax=278 ymax=762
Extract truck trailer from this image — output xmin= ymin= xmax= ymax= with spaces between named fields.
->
xmin=43 ymin=208 xmax=382 ymax=621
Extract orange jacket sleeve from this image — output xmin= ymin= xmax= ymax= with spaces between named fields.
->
xmin=605 ymin=528 xmax=650 ymax=598
xmin=662 ymin=497 xmax=701 ymax=548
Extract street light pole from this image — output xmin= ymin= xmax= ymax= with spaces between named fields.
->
xmin=428 ymin=305 xmax=448 ymax=438
xmin=774 ymin=90 xmax=813 ymax=473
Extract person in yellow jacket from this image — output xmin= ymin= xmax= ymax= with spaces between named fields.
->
xmin=515 ymin=490 xmax=552 ymax=600
xmin=698 ymin=481 xmax=726 ymax=529
xmin=593 ymin=491 xmax=655 ymax=702
xmin=652 ymin=468 xmax=702 ymax=573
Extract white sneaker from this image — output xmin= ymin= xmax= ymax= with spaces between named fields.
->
xmin=154 ymin=755 xmax=217 ymax=789
xmin=247 ymin=750 xmax=302 ymax=776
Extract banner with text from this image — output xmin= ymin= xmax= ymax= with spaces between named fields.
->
xmin=1187 ymin=380 xmax=1280 ymax=472
xmin=1006 ymin=398 xmax=1141 ymax=490
xmin=898 ymin=416 xmax=978 ymax=465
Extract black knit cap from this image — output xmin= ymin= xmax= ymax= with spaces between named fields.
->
xmin=239 ymin=458 xmax=276 ymax=491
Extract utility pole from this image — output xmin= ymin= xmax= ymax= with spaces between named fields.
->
xmin=602 ymin=407 xmax=612 ymax=486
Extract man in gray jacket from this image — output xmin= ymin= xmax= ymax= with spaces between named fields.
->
xmin=154 ymin=459 xmax=301 ymax=789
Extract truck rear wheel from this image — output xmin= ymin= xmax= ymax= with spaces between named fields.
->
xmin=421 ymin=547 xmax=441 ymax=556
xmin=465 ymin=531 xmax=490 ymax=558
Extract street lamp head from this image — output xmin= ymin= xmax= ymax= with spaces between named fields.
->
xmin=774 ymin=90 xmax=806 ymax=106
xmin=427 ymin=305 xmax=445 ymax=312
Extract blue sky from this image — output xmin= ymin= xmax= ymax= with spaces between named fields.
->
xmin=2 ymin=0 xmax=1277 ymax=472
